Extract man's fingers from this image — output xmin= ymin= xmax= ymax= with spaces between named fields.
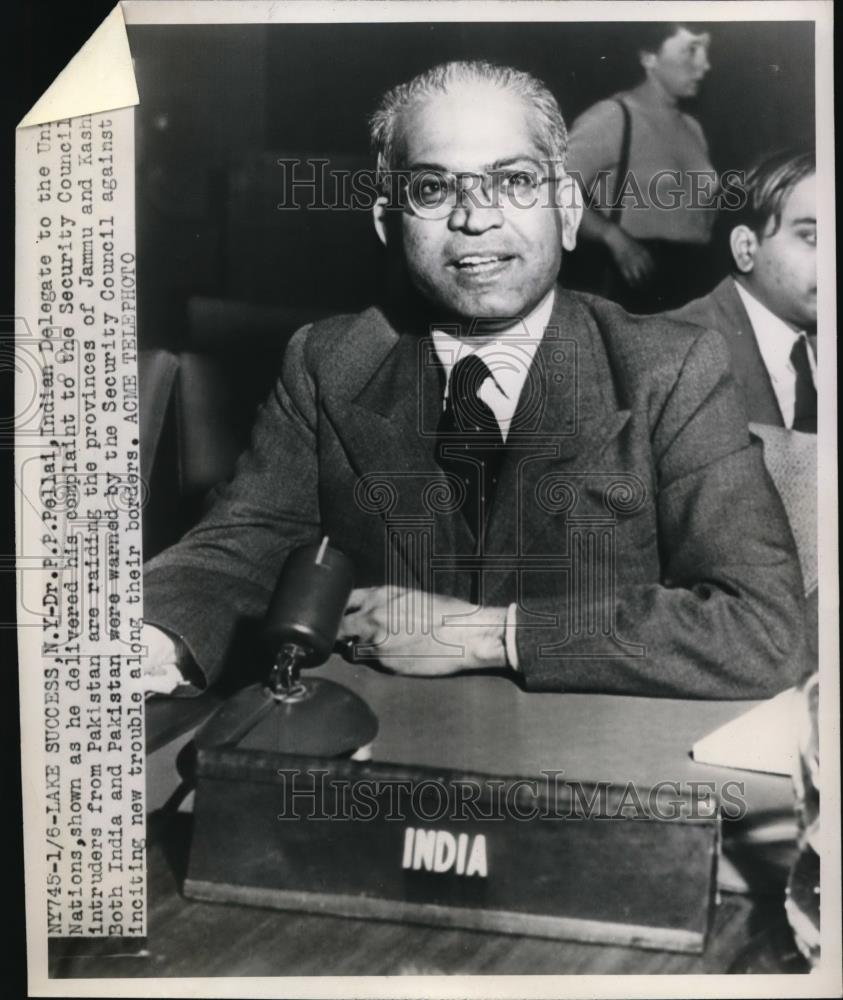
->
xmin=624 ymin=264 xmax=643 ymax=287
xmin=634 ymin=248 xmax=655 ymax=277
xmin=144 ymin=676 xmax=176 ymax=695
xmin=339 ymin=586 xmax=415 ymax=644
xmin=337 ymin=610 xmax=362 ymax=639
xmin=339 ymin=599 xmax=392 ymax=645
xmin=341 ymin=587 xmax=376 ymax=639
xmin=339 ymin=609 xmax=383 ymax=645
xmin=625 ymin=258 xmax=652 ymax=287
xmin=344 ymin=585 xmax=409 ymax=619
xmin=142 ymin=661 xmax=184 ymax=695
xmin=345 ymin=586 xmax=380 ymax=614
xmin=142 ymin=622 xmax=181 ymax=669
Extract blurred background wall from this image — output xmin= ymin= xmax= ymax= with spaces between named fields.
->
xmin=128 ymin=21 xmax=815 ymax=352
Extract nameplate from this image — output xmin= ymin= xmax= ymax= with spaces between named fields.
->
xmin=184 ymin=747 xmax=719 ymax=953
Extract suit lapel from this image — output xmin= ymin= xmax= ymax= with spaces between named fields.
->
xmin=329 ymin=293 xmax=631 ymax=603
xmin=482 ymin=291 xmax=631 ymax=606
xmin=332 ymin=311 xmax=473 ymax=589
xmin=343 ymin=323 xmax=439 ymax=478
xmin=712 ymin=278 xmax=785 ymax=426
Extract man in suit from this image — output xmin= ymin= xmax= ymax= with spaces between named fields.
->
xmin=142 ymin=61 xmax=805 ymax=699
xmin=669 ymin=150 xmax=817 ymax=431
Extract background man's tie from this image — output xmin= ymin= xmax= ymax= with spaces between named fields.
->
xmin=791 ymin=335 xmax=817 ymax=433
xmin=436 ymin=354 xmax=504 ymax=543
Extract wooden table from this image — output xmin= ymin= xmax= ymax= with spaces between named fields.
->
xmin=49 ymin=811 xmax=802 ymax=977
xmin=50 ymin=660 xmax=806 ymax=978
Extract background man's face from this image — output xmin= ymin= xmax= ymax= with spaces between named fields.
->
xmin=749 ymin=173 xmax=817 ymax=329
xmin=648 ymin=28 xmax=711 ymax=98
xmin=379 ymin=83 xmax=578 ymax=324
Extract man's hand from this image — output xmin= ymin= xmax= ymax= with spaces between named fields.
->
xmin=605 ymin=226 xmax=655 ymax=287
xmin=142 ymin=623 xmax=188 ymax=695
xmin=338 ymin=587 xmax=508 ymax=677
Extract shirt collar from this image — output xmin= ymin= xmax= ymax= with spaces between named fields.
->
xmin=432 ymin=289 xmax=555 ymax=402
xmin=733 ymin=279 xmax=804 ymax=348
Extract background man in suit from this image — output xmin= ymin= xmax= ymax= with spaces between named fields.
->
xmin=142 ymin=61 xmax=805 ymax=699
xmin=669 ymin=150 xmax=817 ymax=431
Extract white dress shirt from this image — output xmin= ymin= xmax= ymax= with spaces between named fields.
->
xmin=431 ymin=290 xmax=556 ymax=671
xmin=734 ymin=280 xmax=817 ymax=429
xmin=432 ymin=289 xmax=555 ymax=441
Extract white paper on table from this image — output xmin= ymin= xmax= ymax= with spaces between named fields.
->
xmin=691 ymin=687 xmax=798 ymax=776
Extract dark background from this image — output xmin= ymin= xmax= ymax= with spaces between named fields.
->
xmin=128 ymin=21 xmax=816 ymax=351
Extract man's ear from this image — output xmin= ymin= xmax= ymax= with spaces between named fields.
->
xmin=372 ymin=153 xmax=392 ymax=248
xmin=372 ymin=197 xmax=389 ymax=248
xmin=556 ymin=173 xmax=583 ymax=252
xmin=640 ymin=51 xmax=657 ymax=73
xmin=730 ymin=225 xmax=759 ymax=273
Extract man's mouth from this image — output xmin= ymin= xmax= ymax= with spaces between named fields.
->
xmin=451 ymin=254 xmax=515 ymax=273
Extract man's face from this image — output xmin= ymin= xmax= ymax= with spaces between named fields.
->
xmin=373 ymin=82 xmax=581 ymax=325
xmin=746 ymin=173 xmax=817 ymax=329
xmin=646 ymin=28 xmax=711 ymax=99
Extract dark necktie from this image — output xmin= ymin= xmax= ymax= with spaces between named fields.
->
xmin=436 ymin=354 xmax=504 ymax=542
xmin=791 ymin=335 xmax=817 ymax=433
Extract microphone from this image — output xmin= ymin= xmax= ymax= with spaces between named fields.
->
xmin=264 ymin=537 xmax=354 ymax=699
xmin=192 ymin=536 xmax=376 ymax=758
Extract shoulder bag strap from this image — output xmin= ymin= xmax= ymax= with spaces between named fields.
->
xmin=609 ymin=98 xmax=631 ymax=226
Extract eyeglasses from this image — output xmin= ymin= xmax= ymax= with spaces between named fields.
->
xmin=397 ymin=168 xmax=555 ymax=220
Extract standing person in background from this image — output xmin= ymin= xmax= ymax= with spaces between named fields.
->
xmin=566 ymin=23 xmax=718 ymax=312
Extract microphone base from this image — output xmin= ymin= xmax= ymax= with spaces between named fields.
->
xmin=193 ymin=677 xmax=379 ymax=758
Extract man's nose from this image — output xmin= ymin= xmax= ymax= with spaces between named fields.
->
xmin=696 ymin=50 xmax=711 ymax=74
xmin=448 ymin=195 xmax=505 ymax=234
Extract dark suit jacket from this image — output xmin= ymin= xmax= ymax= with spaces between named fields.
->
xmin=668 ymin=277 xmax=785 ymax=426
xmin=143 ymin=288 xmax=805 ymax=699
